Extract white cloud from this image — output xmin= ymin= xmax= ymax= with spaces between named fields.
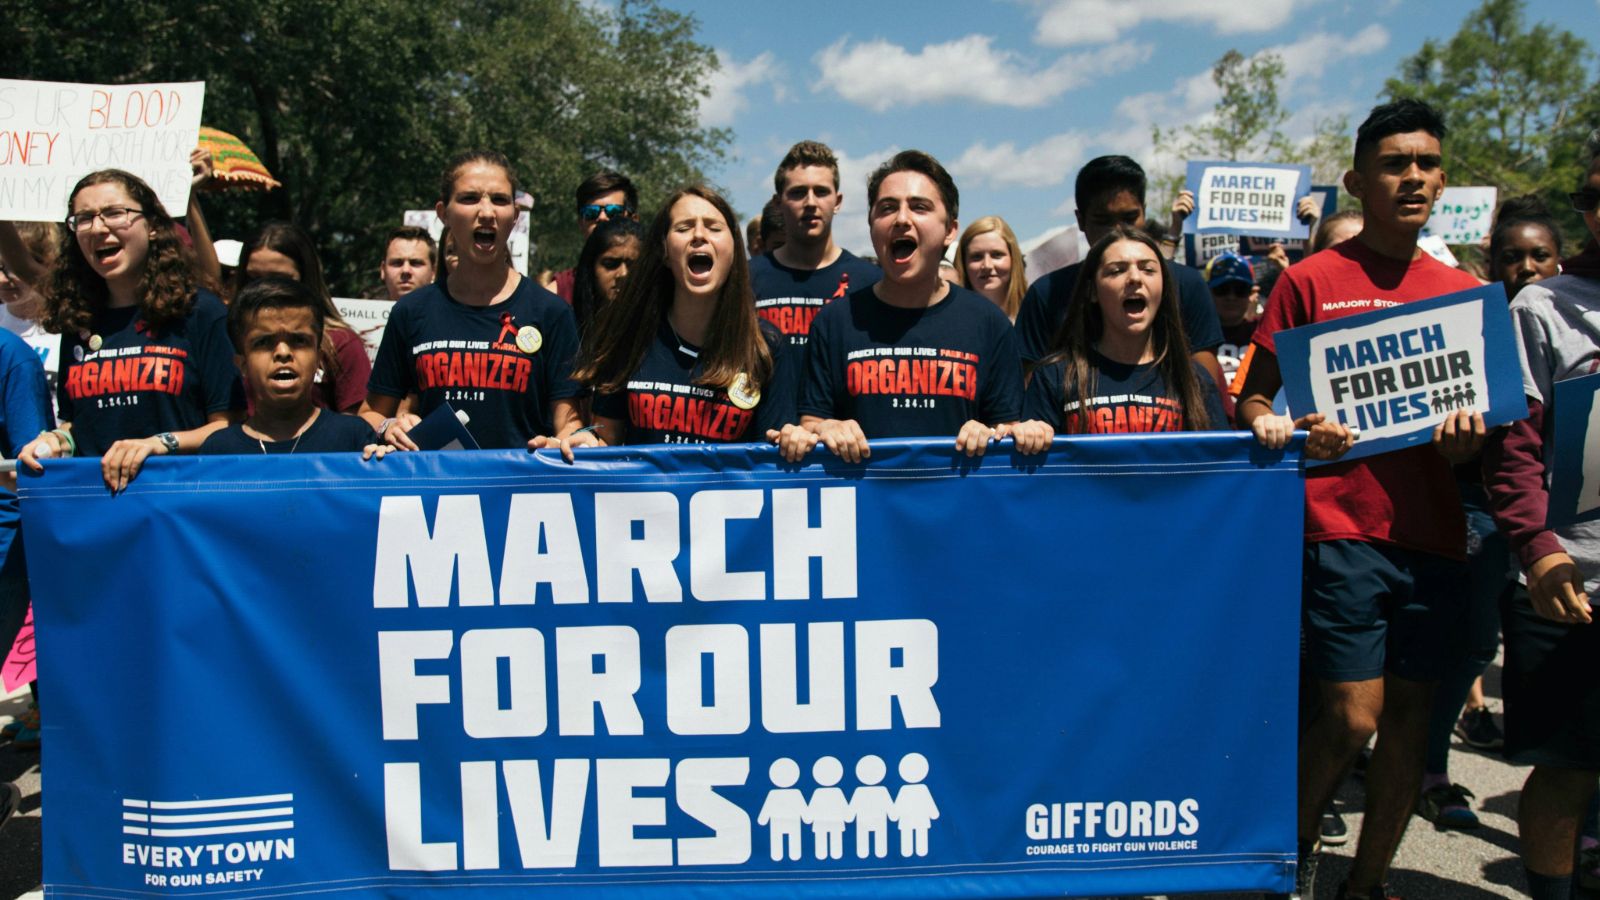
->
xmin=813 ymin=35 xmax=1149 ymax=111
xmin=949 ymin=132 xmax=1092 ymax=189
xmin=701 ymin=50 xmax=783 ymax=128
xmin=1271 ymin=24 xmax=1389 ymax=87
xmin=1033 ymin=0 xmax=1320 ymax=46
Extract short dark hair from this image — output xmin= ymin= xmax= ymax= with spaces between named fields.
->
xmin=1075 ymin=156 xmax=1146 ymax=214
xmin=575 ymin=170 xmax=638 ymax=211
xmin=773 ymin=140 xmax=840 ymax=194
xmin=228 ymin=276 xmax=324 ymax=353
xmin=866 ymin=150 xmax=959 ymax=221
xmin=1354 ymin=99 xmax=1447 ymax=168
xmin=759 ymin=195 xmax=784 ymax=243
xmin=386 ymin=225 xmax=436 ymax=254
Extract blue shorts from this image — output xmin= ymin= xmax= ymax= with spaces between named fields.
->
xmin=1302 ymin=540 xmax=1467 ymax=683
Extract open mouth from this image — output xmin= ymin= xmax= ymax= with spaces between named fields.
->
xmin=1397 ymin=195 xmax=1428 ymax=209
xmin=889 ymin=238 xmax=917 ymax=264
xmin=472 ymin=227 xmax=497 ymax=252
xmin=1122 ymin=296 xmax=1148 ymax=315
xmin=687 ymin=252 xmax=714 ymax=276
xmin=93 ymin=246 xmax=122 ymax=264
xmin=268 ymin=367 xmax=300 ymax=386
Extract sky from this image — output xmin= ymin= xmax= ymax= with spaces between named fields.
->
xmin=671 ymin=0 xmax=1598 ymax=256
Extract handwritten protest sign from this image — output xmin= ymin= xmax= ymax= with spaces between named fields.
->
xmin=404 ymin=208 xmax=530 ymax=275
xmin=1185 ymin=161 xmax=1312 ymax=240
xmin=1546 ymin=372 xmax=1600 ymax=528
xmin=2 ymin=605 xmax=34 ymax=695
xmin=0 ymin=79 xmax=204 ymax=221
xmin=1274 ymin=284 xmax=1525 ymax=463
xmin=334 ymin=298 xmax=392 ymax=362
xmin=1423 ymin=186 xmax=1497 ymax=246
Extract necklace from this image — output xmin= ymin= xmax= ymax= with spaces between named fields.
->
xmin=252 ymin=412 xmax=317 ymax=454
xmin=666 ymin=316 xmax=699 ymax=359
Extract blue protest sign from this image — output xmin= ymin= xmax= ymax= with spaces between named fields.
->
xmin=1185 ymin=161 xmax=1313 ymax=240
xmin=1274 ymin=283 xmax=1526 ymax=463
xmin=1547 ymin=372 xmax=1600 ymax=528
xmin=22 ymin=437 xmax=1304 ymax=899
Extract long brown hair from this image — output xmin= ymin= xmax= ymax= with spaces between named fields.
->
xmin=1042 ymin=225 xmax=1209 ymax=432
xmin=955 ymin=215 xmax=1026 ymax=319
xmin=575 ymin=185 xmax=772 ymax=395
xmin=42 ymin=169 xmax=209 ymax=335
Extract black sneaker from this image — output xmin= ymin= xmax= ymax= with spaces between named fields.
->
xmin=1455 ymin=707 xmax=1504 ymax=750
xmin=1334 ymin=881 xmax=1400 ymax=899
xmin=1320 ymin=802 xmax=1349 ymax=846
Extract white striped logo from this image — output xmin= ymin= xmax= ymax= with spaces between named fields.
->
xmin=122 ymin=793 xmax=294 ymax=839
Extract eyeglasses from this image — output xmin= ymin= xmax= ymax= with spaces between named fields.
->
xmin=1571 ymin=190 xmax=1600 ymax=213
xmin=1212 ymin=282 xmax=1252 ymax=298
xmin=579 ymin=203 xmax=632 ymax=222
xmin=65 ymin=206 xmax=144 ymax=233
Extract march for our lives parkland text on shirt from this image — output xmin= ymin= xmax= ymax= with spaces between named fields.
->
xmin=592 ymin=318 xmax=797 ymax=445
xmin=799 ymin=283 xmax=1023 ymax=438
xmin=368 ymin=277 xmax=583 ymax=449
xmin=58 ymin=289 xmax=242 ymax=457
xmin=750 ymin=249 xmax=882 ymax=349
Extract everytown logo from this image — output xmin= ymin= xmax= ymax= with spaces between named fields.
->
xmin=122 ymin=792 xmax=295 ymax=887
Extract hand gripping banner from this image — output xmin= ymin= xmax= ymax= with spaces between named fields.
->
xmin=22 ymin=435 xmax=1305 ymax=898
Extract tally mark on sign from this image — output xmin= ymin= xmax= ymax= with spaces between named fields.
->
xmin=123 ymin=793 xmax=295 ymax=838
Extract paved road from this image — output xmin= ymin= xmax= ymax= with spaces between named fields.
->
xmin=0 ymin=662 xmax=1589 ymax=899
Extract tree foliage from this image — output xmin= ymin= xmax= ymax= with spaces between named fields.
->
xmin=1383 ymin=0 xmax=1600 ymax=245
xmin=5 ymin=0 xmax=728 ymax=293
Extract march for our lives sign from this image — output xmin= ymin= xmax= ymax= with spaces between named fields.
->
xmin=1275 ymin=284 xmax=1526 ymax=463
xmin=1546 ymin=372 xmax=1600 ymax=528
xmin=22 ymin=437 xmax=1304 ymax=899
xmin=0 ymin=79 xmax=205 ymax=221
xmin=1185 ymin=161 xmax=1312 ymax=240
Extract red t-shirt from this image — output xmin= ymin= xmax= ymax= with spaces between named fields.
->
xmin=1251 ymin=238 xmax=1480 ymax=559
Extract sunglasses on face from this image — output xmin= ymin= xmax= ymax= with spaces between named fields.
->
xmin=1571 ymin=190 xmax=1600 ymax=213
xmin=580 ymin=203 xmax=632 ymax=221
xmin=1212 ymin=282 xmax=1252 ymax=297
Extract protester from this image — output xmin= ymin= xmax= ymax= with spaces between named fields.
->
xmin=1415 ymin=196 xmax=1565 ymax=833
xmin=750 ymin=141 xmax=881 ymax=349
xmin=0 ymin=223 xmax=64 ymax=410
xmin=1482 ymin=129 xmax=1600 ymax=900
xmin=201 ymin=278 xmax=386 ymax=455
xmin=572 ymin=186 xmax=795 ymax=448
xmin=362 ymin=150 xmax=585 ymax=452
xmin=1311 ymin=209 xmax=1365 ymax=255
xmin=1235 ymin=99 xmax=1486 ymax=900
xmin=237 ymin=222 xmax=371 ymax=413
xmin=15 ymin=169 xmax=243 ymax=492
xmin=378 ymin=225 xmax=437 ymax=301
xmin=954 ymin=216 xmax=1026 ymax=324
xmin=570 ymin=218 xmax=644 ymax=339
xmin=772 ymin=150 xmax=1022 ymax=463
xmin=541 ymin=171 xmax=639 ymax=301
xmin=1012 ymin=226 xmax=1225 ymax=445
xmin=755 ymin=194 xmax=786 ymax=257
xmin=1204 ymin=251 xmax=1256 ymax=391
xmin=1013 ymin=157 xmax=1224 ymax=385
xmin=0 ymin=310 xmax=52 ymax=755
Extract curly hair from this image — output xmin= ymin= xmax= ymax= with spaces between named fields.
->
xmin=41 ymin=169 xmax=205 ymax=336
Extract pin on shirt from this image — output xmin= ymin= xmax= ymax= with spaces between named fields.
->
xmin=516 ymin=325 xmax=542 ymax=355
xmin=728 ymin=372 xmax=760 ymax=410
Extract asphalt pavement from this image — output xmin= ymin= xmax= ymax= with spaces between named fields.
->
xmin=0 ymin=660 xmax=1587 ymax=899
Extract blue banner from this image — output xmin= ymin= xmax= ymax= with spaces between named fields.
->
xmin=1185 ymin=161 xmax=1313 ymax=240
xmin=1274 ymin=283 xmax=1526 ymax=463
xmin=22 ymin=436 xmax=1305 ymax=899
xmin=1547 ymin=372 xmax=1600 ymax=528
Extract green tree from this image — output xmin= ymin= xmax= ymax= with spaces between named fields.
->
xmin=1384 ymin=0 xmax=1600 ymax=244
xmin=5 ymin=0 xmax=727 ymax=293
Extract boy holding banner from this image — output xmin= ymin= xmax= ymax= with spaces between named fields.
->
xmin=1234 ymin=99 xmax=1485 ymax=900
xmin=1483 ymin=129 xmax=1600 ymax=900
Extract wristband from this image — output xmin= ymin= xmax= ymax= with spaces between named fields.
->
xmin=44 ymin=429 xmax=75 ymax=457
xmin=379 ymin=418 xmax=397 ymax=438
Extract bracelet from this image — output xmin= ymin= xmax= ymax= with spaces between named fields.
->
xmin=44 ymin=428 xmax=75 ymax=457
xmin=378 ymin=418 xmax=397 ymax=438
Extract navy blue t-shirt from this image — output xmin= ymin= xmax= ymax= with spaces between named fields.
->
xmin=1014 ymin=260 xmax=1224 ymax=365
xmin=368 ymin=276 xmax=582 ymax=449
xmin=58 ymin=289 xmax=243 ymax=457
xmin=200 ymin=411 xmax=378 ymax=455
xmin=749 ymin=249 xmax=881 ymax=349
xmin=1023 ymin=349 xmax=1228 ymax=434
xmin=799 ymin=284 xmax=1023 ymax=438
xmin=592 ymin=319 xmax=797 ymax=444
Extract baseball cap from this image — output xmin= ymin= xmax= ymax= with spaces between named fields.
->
xmin=1206 ymin=252 xmax=1254 ymax=290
